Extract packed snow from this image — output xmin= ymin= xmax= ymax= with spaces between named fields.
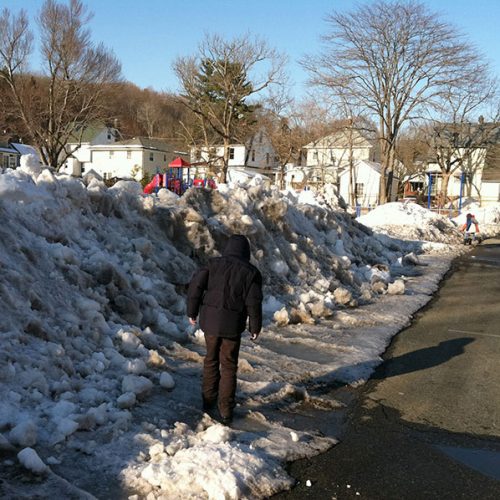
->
xmin=357 ymin=201 xmax=463 ymax=245
xmin=0 ymin=157 xmax=496 ymax=498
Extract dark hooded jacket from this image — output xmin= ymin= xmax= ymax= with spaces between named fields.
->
xmin=187 ymin=235 xmax=263 ymax=338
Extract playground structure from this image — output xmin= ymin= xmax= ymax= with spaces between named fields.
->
xmin=143 ymin=157 xmax=217 ymax=195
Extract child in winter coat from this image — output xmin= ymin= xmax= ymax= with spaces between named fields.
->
xmin=187 ymin=235 xmax=263 ymax=425
xmin=460 ymin=213 xmax=480 ymax=233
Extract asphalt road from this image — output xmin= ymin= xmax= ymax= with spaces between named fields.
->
xmin=274 ymin=239 xmax=500 ymax=500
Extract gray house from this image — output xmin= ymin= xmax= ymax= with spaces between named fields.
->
xmin=0 ymin=141 xmax=20 ymax=168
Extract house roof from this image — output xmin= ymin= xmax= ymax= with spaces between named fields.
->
xmin=111 ymin=137 xmax=175 ymax=152
xmin=0 ymin=142 xmax=19 ymax=154
xmin=338 ymin=159 xmax=382 ymax=177
xmin=11 ymin=143 xmax=39 ymax=157
xmin=67 ymin=123 xmax=113 ymax=144
xmin=304 ymin=128 xmax=376 ymax=150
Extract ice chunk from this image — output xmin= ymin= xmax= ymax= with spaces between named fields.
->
xmin=271 ymin=260 xmax=289 ymax=275
xmin=125 ymin=358 xmax=147 ymax=375
xmin=122 ymin=375 xmax=153 ymax=398
xmin=17 ymin=448 xmax=48 ymax=474
xmin=273 ymin=307 xmax=290 ymax=326
xmin=117 ymin=392 xmax=137 ymax=409
xmin=117 ymin=329 xmax=142 ymax=354
xmin=57 ymin=418 xmax=79 ymax=438
xmin=387 ymin=279 xmax=405 ymax=295
xmin=49 ymin=400 xmax=77 ymax=419
xmin=334 ymin=287 xmax=352 ymax=306
xmin=159 ymin=372 xmax=175 ymax=389
xmin=149 ymin=442 xmax=165 ymax=458
xmin=201 ymin=424 xmax=231 ymax=444
xmin=9 ymin=420 xmax=37 ymax=447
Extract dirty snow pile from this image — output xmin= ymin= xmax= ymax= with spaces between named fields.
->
xmin=357 ymin=201 xmax=464 ymax=247
xmin=0 ymin=157 xmax=460 ymax=499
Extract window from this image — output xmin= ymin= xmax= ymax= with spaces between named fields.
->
xmin=259 ymin=132 xmax=263 ymax=144
xmin=81 ymin=166 xmax=86 ymax=173
xmin=266 ymin=153 xmax=270 ymax=165
xmin=107 ymin=134 xmax=111 ymax=140
xmin=127 ymin=151 xmax=131 ymax=159
xmin=9 ymin=156 xmax=16 ymax=168
xmin=149 ymin=152 xmax=154 ymax=161
xmin=251 ymin=150 xmax=255 ymax=162
xmin=313 ymin=151 xmax=318 ymax=160
xmin=229 ymin=148 xmax=235 ymax=160
xmin=164 ymin=154 xmax=167 ymax=161
xmin=355 ymin=183 xmax=364 ymax=196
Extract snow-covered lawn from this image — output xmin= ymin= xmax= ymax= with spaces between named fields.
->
xmin=1 ymin=155 xmax=496 ymax=498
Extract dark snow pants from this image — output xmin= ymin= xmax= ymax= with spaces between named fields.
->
xmin=203 ymin=334 xmax=241 ymax=418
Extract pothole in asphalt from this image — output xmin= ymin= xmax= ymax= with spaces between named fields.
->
xmin=436 ymin=444 xmax=500 ymax=480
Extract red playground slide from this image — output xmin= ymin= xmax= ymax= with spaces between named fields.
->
xmin=143 ymin=176 xmax=160 ymax=194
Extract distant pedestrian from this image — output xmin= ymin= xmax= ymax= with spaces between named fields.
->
xmin=187 ymin=235 xmax=263 ymax=425
xmin=460 ymin=213 xmax=480 ymax=233
xmin=460 ymin=213 xmax=481 ymax=245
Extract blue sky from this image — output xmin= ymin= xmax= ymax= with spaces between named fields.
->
xmin=3 ymin=0 xmax=500 ymax=98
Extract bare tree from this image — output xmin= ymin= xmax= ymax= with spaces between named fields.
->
xmin=303 ymin=0 xmax=488 ymax=203
xmin=173 ymin=33 xmax=286 ymax=183
xmin=424 ymin=69 xmax=498 ymax=203
xmin=137 ymin=100 xmax=162 ymax=139
xmin=258 ymin=85 xmax=305 ymax=189
xmin=0 ymin=0 xmax=121 ymax=169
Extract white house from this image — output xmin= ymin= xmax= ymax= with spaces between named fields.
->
xmin=61 ymin=124 xmax=119 ymax=176
xmin=190 ymin=130 xmax=279 ymax=182
xmin=86 ymin=138 xmax=184 ymax=181
xmin=338 ymin=160 xmax=398 ymax=207
xmin=292 ymin=128 xmax=380 ymax=192
xmin=302 ymin=128 xmax=378 ymax=176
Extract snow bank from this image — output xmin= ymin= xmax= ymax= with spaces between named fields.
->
xmin=358 ymin=201 xmax=463 ymax=244
xmin=0 ymin=160 xmax=463 ymax=498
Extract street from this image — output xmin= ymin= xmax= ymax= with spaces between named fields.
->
xmin=274 ymin=239 xmax=500 ymax=500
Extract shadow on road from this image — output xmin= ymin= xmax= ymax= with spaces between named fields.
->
xmin=273 ymin=393 xmax=500 ymax=500
xmin=371 ymin=337 xmax=475 ymax=380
